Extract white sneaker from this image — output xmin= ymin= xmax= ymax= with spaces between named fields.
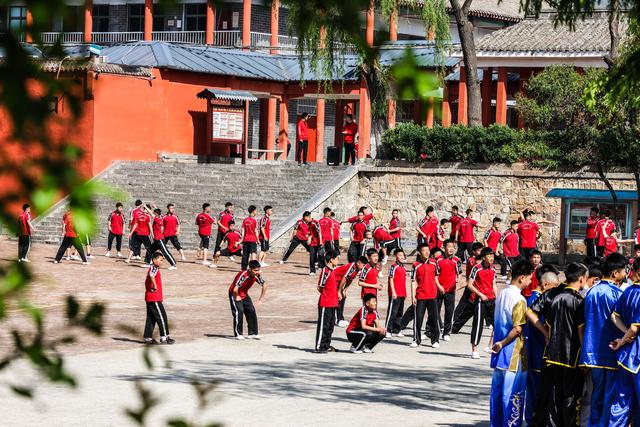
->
xmin=393 ymin=332 xmax=405 ymax=338
xmin=421 ymin=333 xmax=427 ymax=341
xmin=53 ymin=260 xmax=59 ymax=264
xmin=134 ymin=256 xmax=141 ymax=260
xmin=71 ymin=255 xmax=81 ymax=261
xmin=168 ymin=266 xmax=177 ymax=270
xmin=409 ymin=341 xmax=418 ymax=348
xmin=385 ymin=332 xmax=392 ymax=338
xmin=337 ymin=320 xmax=348 ymax=327
xmin=208 ymin=264 xmax=218 ymax=268
xmin=203 ymin=261 xmax=211 ymax=266
xmin=501 ymin=275 xmax=508 ymax=280
xmin=65 ymin=256 xmax=70 ymax=261
xmin=261 ymin=262 xmax=270 ymax=267
xmin=82 ymin=262 xmax=90 ymax=265
xmin=143 ymin=264 xmax=151 ymax=268
xmin=350 ymin=346 xmax=363 ymax=354
xmin=309 ymin=272 xmax=315 ymax=276
xmin=125 ymin=259 xmax=130 ymax=263
xmin=105 ymin=252 xmax=111 ymax=257
xmin=443 ymin=335 xmax=451 ymax=342
xmin=228 ymin=256 xmax=236 ymax=262
xmin=432 ymin=342 xmax=440 ymax=348
xmin=363 ymin=347 xmax=373 ymax=353
xmin=117 ymin=252 xmax=123 ymax=258
xmin=279 ymin=260 xmax=284 ymax=264
xmin=248 ymin=335 xmax=262 ymax=340
xmin=471 ymin=351 xmax=480 ymax=359
xmin=22 ymin=258 xmax=30 ymax=263
xmin=87 ymin=255 xmax=95 ymax=259
xmin=484 ymin=346 xmax=492 ymax=353
xmin=17 ymin=258 xmax=22 ymax=262
xmin=181 ymin=256 xmax=187 ymax=261
xmin=235 ymin=335 xmax=245 ymax=340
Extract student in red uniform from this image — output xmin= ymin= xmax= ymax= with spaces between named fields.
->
xmin=435 ymin=218 xmax=449 ymax=249
xmin=213 ymin=221 xmax=242 ymax=265
xmin=318 ymin=207 xmax=335 ymax=257
xmin=594 ymin=209 xmax=615 ymax=258
xmin=633 ymin=216 xmax=640 ymax=247
xmin=308 ymin=215 xmax=323 ymax=274
xmin=128 ymin=200 xmax=144 ymax=259
xmin=131 ymin=204 xmax=156 ymax=266
xmin=372 ymin=224 xmax=397 ymax=265
xmin=149 ymin=208 xmax=177 ymax=269
xmin=280 ymin=211 xmax=311 ymax=264
xmin=467 ymin=247 xmax=497 ymax=359
xmin=451 ymin=242 xmax=484 ymax=334
xmin=358 ymin=248 xmax=382 ymax=302
xmin=416 ymin=206 xmax=438 ymax=246
xmin=229 ymin=260 xmax=268 ymax=339
xmin=348 ymin=211 xmax=369 ymax=263
xmin=315 ymin=251 xmax=340 ymax=353
xmin=330 ymin=212 xmax=341 ymax=255
xmin=143 ymin=252 xmax=175 ymax=345
xmin=195 ymin=203 xmax=216 ymax=265
xmin=17 ymin=203 xmax=35 ymax=262
xmin=498 ymin=220 xmax=521 ymax=278
xmin=603 ymin=230 xmax=633 ymax=257
xmin=214 ymin=202 xmax=234 ymax=256
xmin=584 ymin=207 xmax=599 ymax=258
xmin=517 ymin=210 xmax=541 ymax=260
xmin=437 ymin=240 xmax=461 ymax=341
xmin=54 ymin=210 xmax=88 ymax=264
xmin=342 ymin=114 xmax=358 ymax=165
xmin=105 ymin=203 xmax=125 ymax=258
xmin=240 ymin=205 xmax=260 ymax=271
xmin=258 ymin=205 xmax=272 ymax=267
xmin=484 ymin=217 xmax=503 ymax=276
xmin=449 ymin=206 xmax=464 ymax=241
xmin=162 ymin=203 xmax=186 ymax=261
xmin=346 ymin=294 xmax=386 ymax=353
xmin=521 ymin=250 xmax=542 ymax=297
xmin=386 ymin=248 xmax=407 ymax=337
xmin=336 ymin=256 xmax=367 ymax=326
xmin=296 ymin=112 xmax=309 ymax=165
xmin=389 ymin=209 xmax=402 ymax=249
xmin=457 ymin=209 xmax=482 ymax=260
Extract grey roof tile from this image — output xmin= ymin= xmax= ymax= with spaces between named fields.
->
xmin=399 ymin=0 xmax=523 ymax=21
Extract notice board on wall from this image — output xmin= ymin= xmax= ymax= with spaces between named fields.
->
xmin=211 ymin=107 xmax=244 ymax=143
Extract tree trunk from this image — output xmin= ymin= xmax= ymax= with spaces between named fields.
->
xmin=450 ymin=0 xmax=482 ymax=126
xmin=596 ymin=163 xmax=619 ymax=203
xmin=604 ymin=0 xmax=621 ymax=68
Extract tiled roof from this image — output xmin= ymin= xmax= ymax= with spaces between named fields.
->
xmin=475 ymin=17 xmax=617 ymax=54
xmin=399 ymin=0 xmax=523 ymax=22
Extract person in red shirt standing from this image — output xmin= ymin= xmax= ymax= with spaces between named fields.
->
xmin=213 ymin=221 xmax=242 ymax=265
xmin=330 ymin=212 xmax=341 ymax=255
xmin=280 ymin=211 xmax=312 ymax=264
xmin=296 ymin=112 xmax=309 ymax=165
xmin=457 ymin=209 xmax=483 ymax=260
xmin=128 ymin=200 xmax=144 ymax=260
xmin=342 ymin=114 xmax=358 ymax=165
xmin=484 ymin=217 xmax=503 ymax=276
xmin=106 ymin=202 xmax=125 ymax=258
xmin=315 ymin=250 xmax=340 ymax=353
xmin=499 ymin=220 xmax=521 ymax=277
xmin=53 ymin=210 xmax=88 ymax=264
xmin=143 ymin=253 xmax=175 ymax=345
xmin=346 ymin=206 xmax=375 ymax=226
xmin=348 ymin=211 xmax=370 ymax=263
xmin=517 ymin=210 xmax=542 ymax=260
xmin=436 ymin=240 xmax=461 ymax=341
xmin=228 ymin=260 xmax=268 ymax=339
xmin=162 ymin=203 xmax=186 ymax=262
xmin=318 ymin=207 xmax=335 ymax=256
xmin=129 ymin=204 xmax=155 ymax=266
xmin=149 ymin=208 xmax=177 ymax=269
xmin=336 ymin=256 xmax=367 ymax=326
xmin=389 ymin=209 xmax=402 ymax=249
xmin=214 ymin=202 xmax=234 ymax=256
xmin=346 ymin=294 xmax=386 ymax=353
xmin=17 ymin=203 xmax=35 ymax=262
xmin=435 ymin=218 xmax=449 ymax=249
xmin=416 ymin=206 xmax=438 ymax=247
xmin=449 ymin=205 xmax=464 ymax=241
xmin=240 ymin=205 xmax=260 ymax=271
xmin=467 ymin=247 xmax=497 ymax=359
xmin=386 ymin=248 xmax=407 ymax=337
xmin=584 ymin=207 xmax=599 ymax=258
xmin=195 ymin=203 xmax=216 ymax=266
xmin=258 ymin=205 xmax=272 ymax=267
xmin=594 ymin=209 xmax=615 ymax=258
xmin=308 ymin=216 xmax=323 ymax=274
xmin=358 ymin=248 xmax=382 ymax=302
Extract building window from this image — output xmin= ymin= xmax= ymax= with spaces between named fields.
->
xmin=153 ymin=3 xmax=165 ymax=32
xmin=63 ymin=6 xmax=84 ymax=32
xmin=9 ymin=6 xmax=27 ymax=32
xmin=93 ymin=5 xmax=109 ymax=32
xmin=184 ymin=3 xmax=206 ymax=31
xmin=566 ymin=200 xmax=631 ymax=239
xmin=128 ymin=4 xmax=144 ymax=32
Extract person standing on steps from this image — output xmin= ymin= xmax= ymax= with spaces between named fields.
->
xmin=17 ymin=203 xmax=35 ymax=262
xmin=296 ymin=112 xmax=309 ymax=165
xmin=342 ymin=114 xmax=358 ymax=165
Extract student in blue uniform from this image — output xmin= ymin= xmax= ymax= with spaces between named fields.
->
xmin=609 ymin=258 xmax=640 ymax=427
xmin=489 ymin=259 xmax=535 ymax=427
xmin=579 ymin=253 xmax=626 ymax=426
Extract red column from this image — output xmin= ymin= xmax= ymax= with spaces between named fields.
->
xmin=206 ymin=0 xmax=215 ymax=45
xmin=278 ymin=97 xmax=289 ymax=158
xmin=358 ymin=80 xmax=371 ymax=159
xmin=143 ymin=0 xmax=153 ymax=41
xmin=25 ymin=9 xmax=33 ymax=43
xmin=388 ymin=100 xmax=396 ymax=129
xmin=266 ymin=97 xmax=277 ymax=160
xmin=481 ymin=67 xmax=492 ymax=127
xmin=270 ymin=0 xmax=279 ymax=54
xmin=496 ymin=67 xmax=508 ymax=125
xmin=442 ymin=84 xmax=451 ymax=127
xmin=242 ymin=0 xmax=251 ymax=49
xmin=366 ymin=0 xmax=374 ymax=46
xmin=84 ymin=0 xmax=93 ymax=43
xmin=387 ymin=8 xmax=397 ymax=128
xmin=425 ymin=98 xmax=434 ymax=128
xmin=457 ymin=66 xmax=468 ymax=125
xmin=316 ymin=99 xmax=326 ymax=162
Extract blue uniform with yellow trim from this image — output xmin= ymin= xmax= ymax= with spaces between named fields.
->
xmin=490 ymin=285 xmax=528 ymax=427
xmin=579 ymin=280 xmax=623 ymax=426
xmin=524 ymin=290 xmax=544 ymax=425
xmin=609 ymin=283 xmax=640 ymax=427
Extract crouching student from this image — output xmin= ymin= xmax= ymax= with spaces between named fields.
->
xmin=335 ymin=256 xmax=367 ymax=326
xmin=228 ymin=260 xmax=268 ymax=340
xmin=315 ymin=251 xmax=340 ymax=353
xmin=346 ymin=293 xmax=386 ymax=354
xmin=490 ymin=259 xmax=535 ymax=427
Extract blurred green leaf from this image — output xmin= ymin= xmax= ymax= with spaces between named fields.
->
xmin=66 ymin=296 xmax=80 ymax=320
xmin=10 ymin=385 xmax=33 ymax=398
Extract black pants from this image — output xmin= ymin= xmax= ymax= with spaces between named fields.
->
xmin=416 ymin=299 xmax=440 ymax=345
xmin=315 ymin=306 xmax=337 ymax=351
xmin=164 ymin=236 xmax=182 ymax=251
xmin=347 ymin=241 xmax=366 ymax=263
xmin=336 ymin=296 xmax=347 ymax=323
xmin=520 ymin=246 xmax=536 ymax=261
xmin=214 ymin=232 xmax=226 ymax=254
xmin=596 ymin=245 xmax=605 ymax=258
xmin=347 ymin=330 xmax=384 ymax=351
xmin=385 ymin=296 xmax=405 ymax=334
xmin=137 ymin=236 xmax=154 ymax=264
xmin=296 ymin=139 xmax=308 ymax=164
xmin=456 ymin=242 xmax=473 ymax=260
xmin=437 ymin=292 xmax=456 ymax=336
xmin=18 ymin=235 xmax=31 ymax=259
xmin=501 ymin=255 xmax=521 ymax=276
xmin=144 ymin=301 xmax=169 ymax=338
xmin=129 ymin=233 xmax=141 ymax=257
xmin=333 ymin=239 xmax=340 ymax=256
xmin=584 ymin=238 xmax=596 ymax=258
xmin=344 ymin=142 xmax=356 ymax=165
xmin=54 ymin=236 xmax=87 ymax=262
xmin=451 ymin=293 xmax=475 ymax=334
xmin=241 ymin=242 xmax=258 ymax=270
xmin=470 ymin=298 xmax=495 ymax=346
xmin=150 ymin=239 xmax=176 ymax=266
xmin=532 ymin=364 xmax=584 ymax=427
xmin=107 ymin=232 xmax=123 ymax=252
xmin=310 ymin=245 xmax=322 ymax=273
xmin=229 ymin=293 xmax=258 ymax=337
xmin=282 ymin=238 xmax=310 ymax=262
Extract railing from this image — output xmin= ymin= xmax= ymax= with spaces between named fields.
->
xmin=92 ymin=32 xmax=144 ymax=43
xmin=214 ymin=30 xmax=241 ymax=47
xmin=40 ymin=32 xmax=83 ymax=44
xmin=152 ymin=30 xmax=205 ymax=44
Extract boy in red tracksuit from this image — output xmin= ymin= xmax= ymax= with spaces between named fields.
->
xmin=348 ymin=211 xmax=369 ymax=263
xmin=315 ymin=250 xmax=340 ymax=353
xmin=336 ymin=256 xmax=367 ymax=326
xmin=467 ymin=247 xmax=497 ymax=359
xmin=296 ymin=112 xmax=309 ymax=165
xmin=54 ymin=210 xmax=88 ymax=264
xmin=150 ymin=208 xmax=177 ymax=269
xmin=309 ymin=216 xmax=323 ymax=274
xmin=213 ymin=221 xmax=242 ymax=265
xmin=386 ymin=248 xmax=407 ymax=337
xmin=143 ymin=252 xmax=175 ymax=345
xmin=215 ymin=202 xmax=234 ymax=255
xmin=330 ymin=212 xmax=341 ymax=255
xmin=372 ymin=224 xmax=397 ymax=265
xmin=162 ymin=203 xmax=186 ymax=261
xmin=436 ymin=239 xmax=461 ymax=341
xmin=281 ymin=211 xmax=311 ymax=264
xmin=17 ymin=203 xmax=35 ymax=262
xmin=389 ymin=209 xmax=402 ymax=249
xmin=346 ymin=294 xmax=386 ymax=353
xmin=451 ymin=242 xmax=484 ymax=334
xmin=195 ymin=203 xmax=216 ymax=265
xmin=258 ymin=205 xmax=272 ymax=267
xmin=229 ymin=260 xmax=268 ymax=339
xmin=594 ymin=210 xmax=615 ymax=257
xmin=498 ymin=220 xmax=520 ymax=277
xmin=240 ymin=205 xmax=260 ymax=271
xmin=358 ymin=248 xmax=382 ymax=302
xmin=416 ymin=206 xmax=438 ymax=247
xmin=106 ymin=202 xmax=125 ymax=258
xmin=318 ymin=207 xmax=335 ymax=256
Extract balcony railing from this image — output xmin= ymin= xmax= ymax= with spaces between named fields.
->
xmin=152 ymin=30 xmax=205 ymax=44
xmin=40 ymin=32 xmax=83 ymax=44
xmin=92 ymin=32 xmax=144 ymax=43
xmin=214 ymin=30 xmax=241 ymax=47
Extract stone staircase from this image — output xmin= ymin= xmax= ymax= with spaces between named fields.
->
xmin=31 ymin=161 xmax=353 ymax=249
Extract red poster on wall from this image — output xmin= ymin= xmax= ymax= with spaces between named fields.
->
xmin=212 ymin=107 xmax=245 ymax=143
